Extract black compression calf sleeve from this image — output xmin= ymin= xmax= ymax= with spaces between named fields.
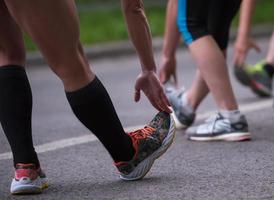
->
xmin=0 ymin=65 xmax=39 ymax=167
xmin=66 ymin=77 xmax=135 ymax=162
xmin=263 ymin=63 xmax=274 ymax=78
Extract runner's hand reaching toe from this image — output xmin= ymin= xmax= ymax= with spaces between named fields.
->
xmin=134 ymin=71 xmax=172 ymax=113
xmin=233 ymin=37 xmax=261 ymax=65
xmin=159 ymin=57 xmax=178 ymax=85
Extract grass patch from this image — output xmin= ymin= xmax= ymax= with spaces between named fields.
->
xmin=25 ymin=1 xmax=274 ymax=51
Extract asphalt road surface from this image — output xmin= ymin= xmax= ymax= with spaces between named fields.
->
xmin=1 ymin=37 xmax=274 ymax=200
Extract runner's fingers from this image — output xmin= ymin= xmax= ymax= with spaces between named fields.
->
xmin=150 ymin=97 xmax=162 ymax=112
xmin=159 ymin=70 xmax=166 ymax=84
xmin=233 ymin=53 xmax=241 ymax=65
xmin=234 ymin=50 xmax=246 ymax=66
xmin=251 ymin=42 xmax=261 ymax=52
xmin=161 ymin=92 xmax=171 ymax=107
xmin=134 ymin=90 xmax=141 ymax=102
xmin=158 ymin=95 xmax=172 ymax=113
xmin=157 ymin=99 xmax=166 ymax=111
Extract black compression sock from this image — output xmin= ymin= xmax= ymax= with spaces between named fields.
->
xmin=263 ymin=63 xmax=274 ymax=78
xmin=0 ymin=65 xmax=40 ymax=168
xmin=66 ymin=77 xmax=135 ymax=162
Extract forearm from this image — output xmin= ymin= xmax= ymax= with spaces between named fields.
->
xmin=121 ymin=0 xmax=156 ymax=72
xmin=237 ymin=0 xmax=256 ymax=40
xmin=162 ymin=0 xmax=180 ymax=58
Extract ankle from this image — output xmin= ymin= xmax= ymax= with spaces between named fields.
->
xmin=219 ymin=109 xmax=243 ymax=120
xmin=181 ymin=92 xmax=195 ymax=113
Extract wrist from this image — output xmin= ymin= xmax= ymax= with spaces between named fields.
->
xmin=235 ymin=36 xmax=248 ymax=45
xmin=141 ymin=71 xmax=156 ymax=78
xmin=141 ymin=68 xmax=156 ymax=74
xmin=237 ymin=29 xmax=250 ymax=40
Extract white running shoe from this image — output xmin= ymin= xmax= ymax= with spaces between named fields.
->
xmin=10 ymin=163 xmax=49 ymax=195
xmin=187 ymin=112 xmax=251 ymax=142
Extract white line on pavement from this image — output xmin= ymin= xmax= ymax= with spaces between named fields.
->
xmin=0 ymin=99 xmax=272 ymax=161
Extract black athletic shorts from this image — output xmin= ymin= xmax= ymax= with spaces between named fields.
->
xmin=177 ymin=0 xmax=242 ymax=50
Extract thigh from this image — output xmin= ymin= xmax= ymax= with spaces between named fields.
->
xmin=177 ymin=0 xmax=211 ymax=45
xmin=3 ymin=0 xmax=93 ymax=79
xmin=3 ymin=0 xmax=81 ymax=66
xmin=0 ymin=0 xmax=25 ymax=66
xmin=208 ymin=0 xmax=242 ymax=50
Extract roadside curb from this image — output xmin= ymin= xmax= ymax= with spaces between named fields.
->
xmin=26 ymin=24 xmax=273 ymax=66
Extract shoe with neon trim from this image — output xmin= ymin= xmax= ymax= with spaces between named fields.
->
xmin=10 ymin=163 xmax=49 ymax=195
xmin=234 ymin=61 xmax=272 ymax=97
xmin=234 ymin=63 xmax=252 ymax=86
xmin=115 ymin=111 xmax=175 ymax=181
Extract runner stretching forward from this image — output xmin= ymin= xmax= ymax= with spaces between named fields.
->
xmin=0 ymin=0 xmax=175 ymax=194
xmin=159 ymin=0 xmax=251 ymax=141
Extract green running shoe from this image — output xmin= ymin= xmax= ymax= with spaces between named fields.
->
xmin=234 ymin=61 xmax=272 ymax=97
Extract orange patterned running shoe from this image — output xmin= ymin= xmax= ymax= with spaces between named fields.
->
xmin=115 ymin=112 xmax=175 ymax=181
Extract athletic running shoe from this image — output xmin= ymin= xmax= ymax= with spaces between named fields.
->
xmin=186 ymin=112 xmax=251 ymax=142
xmin=164 ymin=82 xmax=195 ymax=129
xmin=234 ymin=61 xmax=272 ymax=97
xmin=10 ymin=163 xmax=49 ymax=195
xmin=234 ymin=63 xmax=252 ymax=86
xmin=115 ymin=112 xmax=175 ymax=181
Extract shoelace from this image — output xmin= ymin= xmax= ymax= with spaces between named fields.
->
xmin=114 ymin=126 xmax=157 ymax=165
xmin=204 ymin=113 xmax=221 ymax=134
xmin=129 ymin=126 xmax=156 ymax=141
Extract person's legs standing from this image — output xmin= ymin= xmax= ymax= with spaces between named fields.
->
xmin=0 ymin=0 xmax=40 ymax=167
xmin=0 ymin=0 xmax=49 ymax=194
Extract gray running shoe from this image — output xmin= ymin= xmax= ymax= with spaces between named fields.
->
xmin=186 ymin=112 xmax=251 ymax=142
xmin=164 ymin=82 xmax=195 ymax=129
xmin=115 ymin=112 xmax=175 ymax=181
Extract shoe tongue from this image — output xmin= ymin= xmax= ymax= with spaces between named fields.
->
xmin=15 ymin=163 xmax=36 ymax=170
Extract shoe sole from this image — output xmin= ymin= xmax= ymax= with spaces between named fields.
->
xmin=234 ymin=67 xmax=271 ymax=97
xmin=249 ymin=80 xmax=272 ymax=97
xmin=189 ymin=132 xmax=251 ymax=142
xmin=120 ymin=116 xmax=176 ymax=181
xmin=11 ymin=178 xmax=49 ymax=195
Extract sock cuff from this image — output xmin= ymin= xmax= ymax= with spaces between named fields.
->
xmin=66 ymin=76 xmax=103 ymax=105
xmin=0 ymin=65 xmax=26 ymax=78
xmin=219 ymin=109 xmax=241 ymax=119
